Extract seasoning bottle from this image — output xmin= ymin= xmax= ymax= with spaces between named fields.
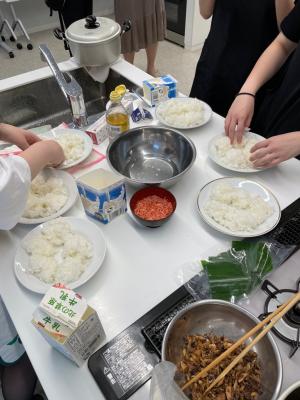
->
xmin=106 ymin=90 xmax=130 ymax=142
xmin=115 ymin=84 xmax=135 ymax=115
xmin=115 ymin=84 xmax=127 ymax=98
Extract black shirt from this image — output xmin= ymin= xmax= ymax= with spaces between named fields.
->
xmin=281 ymin=1 xmax=300 ymax=43
xmin=190 ymin=0 xmax=279 ymax=117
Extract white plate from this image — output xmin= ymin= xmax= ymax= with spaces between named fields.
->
xmin=19 ymin=169 xmax=78 ymax=225
xmin=208 ymin=132 xmax=265 ymax=173
xmin=156 ymin=97 xmax=212 ymax=129
xmin=43 ymin=128 xmax=93 ymax=169
xmin=14 ymin=217 xmax=107 ymax=294
xmin=0 ymin=128 xmax=93 ymax=169
xmin=197 ymin=177 xmax=281 ymax=237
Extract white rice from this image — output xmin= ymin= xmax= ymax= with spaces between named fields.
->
xmin=213 ymin=135 xmax=259 ymax=169
xmin=158 ymin=98 xmax=204 ymax=128
xmin=204 ymin=183 xmax=273 ymax=232
xmin=23 ymin=219 xmax=93 ymax=284
xmin=23 ymin=173 xmax=68 ymax=219
xmin=56 ymin=133 xmax=85 ymax=165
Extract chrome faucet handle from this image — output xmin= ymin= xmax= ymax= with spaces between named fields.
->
xmin=39 ymin=44 xmax=88 ymax=128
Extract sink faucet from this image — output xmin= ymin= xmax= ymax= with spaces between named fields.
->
xmin=39 ymin=44 xmax=88 ymax=129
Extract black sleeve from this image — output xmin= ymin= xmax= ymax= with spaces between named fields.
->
xmin=281 ymin=1 xmax=300 ymax=43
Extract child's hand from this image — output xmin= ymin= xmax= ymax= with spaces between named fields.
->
xmin=45 ymin=140 xmax=65 ymax=167
xmin=0 ymin=123 xmax=41 ymax=150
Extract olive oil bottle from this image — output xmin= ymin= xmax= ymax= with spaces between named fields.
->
xmin=106 ymin=90 xmax=129 ymax=142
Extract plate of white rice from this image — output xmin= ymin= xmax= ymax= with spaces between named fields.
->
xmin=197 ymin=177 xmax=281 ymax=237
xmin=1 ymin=128 xmax=93 ymax=169
xmin=208 ymin=132 xmax=265 ymax=172
xmin=156 ymin=97 xmax=212 ymax=129
xmin=19 ymin=169 xmax=78 ymax=224
xmin=43 ymin=128 xmax=93 ymax=169
xmin=14 ymin=217 xmax=106 ymax=294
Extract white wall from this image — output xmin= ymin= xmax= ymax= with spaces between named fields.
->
xmin=0 ymin=0 xmax=114 ymax=34
xmin=185 ymin=0 xmax=211 ymax=51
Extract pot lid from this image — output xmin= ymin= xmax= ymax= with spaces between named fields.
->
xmin=66 ymin=16 xmax=120 ymax=44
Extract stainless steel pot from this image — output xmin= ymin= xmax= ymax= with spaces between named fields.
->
xmin=64 ymin=15 xmax=130 ymax=67
xmin=162 ymin=300 xmax=282 ymax=400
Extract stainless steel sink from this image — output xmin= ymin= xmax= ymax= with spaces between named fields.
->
xmin=0 ymin=68 xmax=139 ymax=129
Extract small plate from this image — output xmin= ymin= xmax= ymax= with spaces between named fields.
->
xmin=156 ymin=97 xmax=212 ymax=129
xmin=43 ymin=128 xmax=93 ymax=169
xmin=19 ymin=169 xmax=78 ymax=225
xmin=208 ymin=132 xmax=265 ymax=173
xmin=14 ymin=217 xmax=107 ymax=294
xmin=197 ymin=177 xmax=281 ymax=237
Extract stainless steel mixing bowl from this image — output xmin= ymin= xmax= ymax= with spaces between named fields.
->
xmin=106 ymin=126 xmax=197 ymax=187
xmin=162 ymin=299 xmax=282 ymax=400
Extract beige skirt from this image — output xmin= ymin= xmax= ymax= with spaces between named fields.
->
xmin=114 ymin=0 xmax=166 ymax=54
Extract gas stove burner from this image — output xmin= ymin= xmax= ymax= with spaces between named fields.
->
xmin=259 ymin=278 xmax=300 ymax=358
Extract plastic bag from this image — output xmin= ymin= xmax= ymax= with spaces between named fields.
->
xmin=177 ymin=238 xmax=296 ymax=303
xmin=150 ymin=362 xmax=188 ymax=400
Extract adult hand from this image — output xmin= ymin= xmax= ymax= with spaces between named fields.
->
xmin=224 ymin=95 xmax=255 ymax=144
xmin=250 ymin=132 xmax=300 ymax=168
xmin=0 ymin=123 xmax=41 ymax=150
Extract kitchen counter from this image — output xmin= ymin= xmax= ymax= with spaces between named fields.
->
xmin=0 ymin=58 xmax=300 ymax=400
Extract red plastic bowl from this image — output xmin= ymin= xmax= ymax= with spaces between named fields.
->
xmin=130 ymin=187 xmax=177 ymax=228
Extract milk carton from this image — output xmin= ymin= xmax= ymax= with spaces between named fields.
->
xmin=32 ymin=285 xmax=105 ymax=367
xmin=143 ymin=75 xmax=177 ymax=106
xmin=76 ymin=168 xmax=127 ymax=224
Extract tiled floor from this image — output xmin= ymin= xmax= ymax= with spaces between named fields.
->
xmin=0 ymin=29 xmax=201 ymax=95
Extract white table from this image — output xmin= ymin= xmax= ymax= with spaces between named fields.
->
xmin=1 ymin=58 xmax=300 ymax=399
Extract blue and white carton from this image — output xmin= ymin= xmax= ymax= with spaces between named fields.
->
xmin=143 ymin=75 xmax=177 ymax=106
xmin=76 ymin=168 xmax=127 ymax=224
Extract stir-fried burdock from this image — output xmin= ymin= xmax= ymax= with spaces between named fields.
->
xmin=177 ymin=334 xmax=262 ymax=400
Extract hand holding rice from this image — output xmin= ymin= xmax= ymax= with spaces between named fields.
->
xmin=213 ymin=135 xmax=260 ymax=169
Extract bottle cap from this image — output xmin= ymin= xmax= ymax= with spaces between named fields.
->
xmin=110 ymin=90 xmax=122 ymax=102
xmin=115 ymin=84 xmax=126 ymax=97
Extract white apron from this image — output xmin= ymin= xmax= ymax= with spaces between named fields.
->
xmin=0 ymin=155 xmax=31 ymax=364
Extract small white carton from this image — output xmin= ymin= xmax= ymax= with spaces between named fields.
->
xmin=32 ymin=285 xmax=105 ymax=367
xmin=143 ymin=75 xmax=178 ymax=106
xmin=85 ymin=114 xmax=108 ymax=145
xmin=76 ymin=168 xmax=127 ymax=224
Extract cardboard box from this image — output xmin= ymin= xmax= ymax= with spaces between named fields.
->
xmin=76 ymin=168 xmax=127 ymax=224
xmin=143 ymin=75 xmax=177 ymax=107
xmin=32 ymin=285 xmax=105 ymax=367
xmin=85 ymin=114 xmax=108 ymax=145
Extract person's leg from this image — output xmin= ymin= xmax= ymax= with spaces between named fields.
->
xmin=124 ymin=52 xmax=135 ymax=64
xmin=145 ymin=42 xmax=158 ymax=76
xmin=1 ymin=353 xmax=37 ymax=400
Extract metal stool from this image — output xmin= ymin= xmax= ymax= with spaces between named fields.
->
xmin=0 ymin=1 xmax=17 ymax=57
xmin=4 ymin=0 xmax=33 ymax=50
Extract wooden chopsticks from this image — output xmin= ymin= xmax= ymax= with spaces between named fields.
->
xmin=181 ymin=292 xmax=300 ymax=393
